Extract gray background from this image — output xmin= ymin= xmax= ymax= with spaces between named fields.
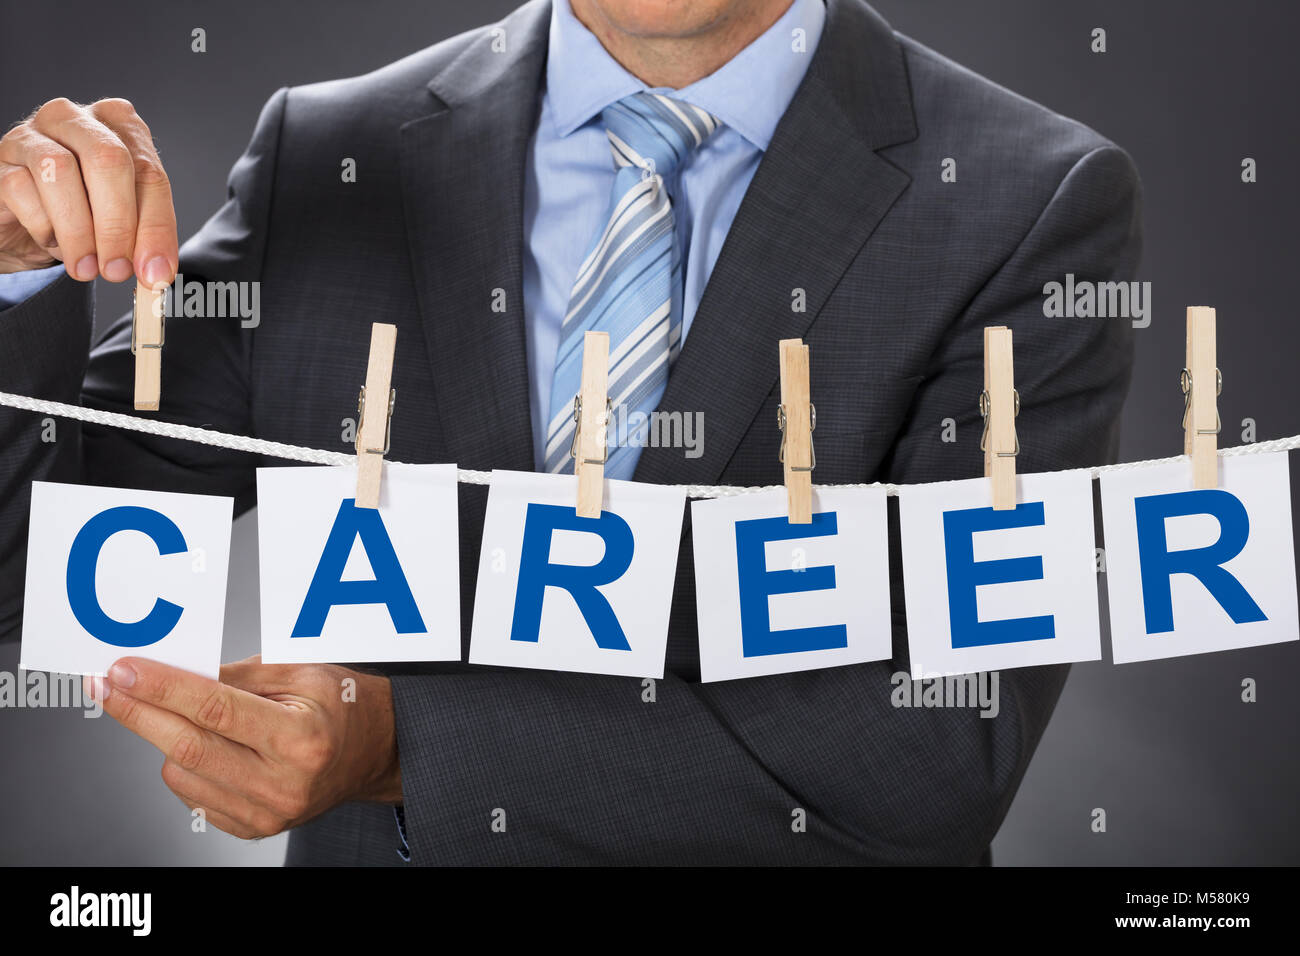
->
xmin=1 ymin=0 xmax=1296 ymax=864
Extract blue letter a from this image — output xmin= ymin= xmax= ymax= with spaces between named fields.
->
xmin=292 ymin=499 xmax=426 ymax=637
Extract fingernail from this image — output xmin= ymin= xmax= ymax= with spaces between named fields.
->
xmin=74 ymin=254 xmax=98 ymax=281
xmin=142 ymin=255 xmax=172 ymax=287
xmin=108 ymin=661 xmax=136 ymax=689
xmin=83 ymin=675 xmax=109 ymax=701
xmin=102 ymin=257 xmax=133 ymax=282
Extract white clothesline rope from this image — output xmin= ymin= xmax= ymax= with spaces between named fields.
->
xmin=3 ymin=389 xmax=1299 ymax=498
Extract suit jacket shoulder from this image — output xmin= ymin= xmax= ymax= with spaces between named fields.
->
xmin=275 ymin=0 xmax=547 ymax=147
xmin=890 ymin=31 xmax=1140 ymax=227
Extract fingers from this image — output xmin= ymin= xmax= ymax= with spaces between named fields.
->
xmin=161 ymin=762 xmax=284 ymax=841
xmin=0 ymin=162 xmax=57 ymax=252
xmin=0 ymin=97 xmax=177 ymax=285
xmin=219 ymin=654 xmax=271 ymax=693
xmin=219 ymin=655 xmax=318 ymax=702
xmin=99 ymin=685 xmax=253 ymax=793
xmin=99 ymin=661 xmax=307 ymax=839
xmin=0 ymin=119 xmax=97 ymax=280
xmin=107 ymin=657 xmax=290 ymax=753
xmin=30 ymin=101 xmax=138 ymax=281
xmin=91 ymin=99 xmax=177 ymax=287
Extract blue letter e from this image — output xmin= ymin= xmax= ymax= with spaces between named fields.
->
xmin=510 ymin=504 xmax=634 ymax=650
xmin=66 ymin=506 xmax=187 ymax=648
xmin=943 ymin=502 xmax=1056 ymax=648
xmin=734 ymin=512 xmax=848 ymax=657
xmin=1134 ymin=489 xmax=1267 ymax=634
xmin=292 ymin=499 xmax=426 ymax=637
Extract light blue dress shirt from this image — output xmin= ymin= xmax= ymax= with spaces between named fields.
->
xmin=0 ymin=0 xmax=827 ymax=476
xmin=0 ymin=263 xmax=64 ymax=309
xmin=523 ymin=0 xmax=824 ymax=469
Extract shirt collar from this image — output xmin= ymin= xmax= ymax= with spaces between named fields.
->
xmin=546 ymin=0 xmax=826 ymax=151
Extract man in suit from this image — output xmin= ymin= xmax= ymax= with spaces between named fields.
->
xmin=0 ymin=0 xmax=1140 ymax=864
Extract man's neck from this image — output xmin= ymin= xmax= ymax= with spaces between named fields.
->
xmin=569 ymin=0 xmax=795 ymax=89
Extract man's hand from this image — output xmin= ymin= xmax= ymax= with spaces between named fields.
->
xmin=0 ymin=97 xmax=177 ymax=283
xmin=86 ymin=655 xmax=401 ymax=840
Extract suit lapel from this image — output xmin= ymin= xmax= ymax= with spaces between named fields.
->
xmin=633 ymin=0 xmax=919 ymax=486
xmin=399 ymin=1 xmax=550 ymax=472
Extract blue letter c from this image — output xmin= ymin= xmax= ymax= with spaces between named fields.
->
xmin=66 ymin=506 xmax=188 ymax=648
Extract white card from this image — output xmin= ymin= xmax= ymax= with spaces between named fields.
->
xmin=257 ymin=463 xmax=462 ymax=664
xmin=899 ymin=470 xmax=1102 ymax=677
xmin=691 ymin=486 xmax=892 ymax=682
xmin=1100 ymin=453 xmax=1298 ymax=663
xmin=469 ymin=470 xmax=685 ymax=678
xmin=20 ymin=481 xmax=233 ymax=679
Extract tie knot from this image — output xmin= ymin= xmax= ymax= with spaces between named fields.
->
xmin=602 ymin=91 xmax=720 ymax=180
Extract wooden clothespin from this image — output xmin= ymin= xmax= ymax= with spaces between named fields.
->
xmin=354 ymin=323 xmax=398 ymax=509
xmin=132 ymin=281 xmax=166 ymax=410
xmin=1182 ymin=306 xmax=1220 ymax=489
xmin=777 ymin=338 xmax=815 ymax=524
xmin=981 ymin=326 xmax=1019 ymax=511
xmin=572 ymin=331 xmax=610 ymax=519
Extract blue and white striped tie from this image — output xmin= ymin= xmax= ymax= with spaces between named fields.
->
xmin=543 ymin=91 xmax=719 ymax=479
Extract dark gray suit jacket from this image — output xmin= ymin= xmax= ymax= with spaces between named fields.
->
xmin=0 ymin=0 xmax=1140 ymax=865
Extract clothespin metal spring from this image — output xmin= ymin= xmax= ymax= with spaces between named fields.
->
xmin=1180 ymin=366 xmax=1222 ymax=436
xmin=777 ymin=402 xmax=817 ymax=473
xmin=130 ymin=286 xmax=166 ymax=354
xmin=357 ymin=385 xmax=397 ymax=456
xmin=979 ymin=387 xmax=1021 ymax=458
xmin=569 ymin=394 xmax=612 ymax=467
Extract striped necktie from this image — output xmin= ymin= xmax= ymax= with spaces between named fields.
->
xmin=543 ymin=91 xmax=719 ymax=479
